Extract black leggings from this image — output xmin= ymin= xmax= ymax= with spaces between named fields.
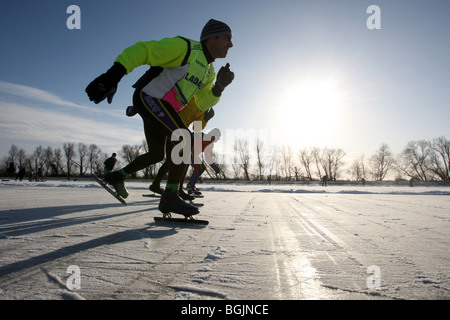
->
xmin=123 ymin=90 xmax=190 ymax=184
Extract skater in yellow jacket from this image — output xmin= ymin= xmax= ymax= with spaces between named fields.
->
xmin=86 ymin=19 xmax=234 ymax=217
xmin=145 ymin=98 xmax=219 ymax=199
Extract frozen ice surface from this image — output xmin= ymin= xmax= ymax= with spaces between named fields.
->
xmin=0 ymin=179 xmax=449 ymax=300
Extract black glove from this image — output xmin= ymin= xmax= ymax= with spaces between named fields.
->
xmin=212 ymin=63 xmax=234 ymax=97
xmin=85 ymin=62 xmax=126 ymax=104
xmin=126 ymin=105 xmax=138 ymax=117
xmin=204 ymin=108 xmax=215 ymax=122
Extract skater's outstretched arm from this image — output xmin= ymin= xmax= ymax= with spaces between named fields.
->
xmin=86 ymin=38 xmax=188 ymax=105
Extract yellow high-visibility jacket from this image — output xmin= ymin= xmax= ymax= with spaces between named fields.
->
xmin=115 ymin=37 xmax=220 ymax=112
xmin=179 ymin=98 xmax=208 ymax=132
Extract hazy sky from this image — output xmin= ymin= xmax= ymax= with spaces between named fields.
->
xmin=1 ymin=0 xmax=449 ymax=163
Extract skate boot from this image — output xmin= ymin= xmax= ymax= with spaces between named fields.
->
xmin=179 ymin=189 xmax=195 ymax=202
xmin=188 ymin=186 xmax=202 ymax=196
xmin=149 ymin=183 xmax=164 ymax=195
xmin=159 ymin=188 xmax=199 ymax=216
xmin=105 ymin=170 xmax=129 ymax=198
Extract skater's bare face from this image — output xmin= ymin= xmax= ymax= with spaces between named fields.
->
xmin=207 ymin=35 xmax=233 ymax=59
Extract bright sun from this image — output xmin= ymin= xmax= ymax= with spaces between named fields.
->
xmin=277 ymin=81 xmax=342 ymax=146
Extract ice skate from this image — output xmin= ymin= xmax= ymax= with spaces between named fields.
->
xmin=188 ymin=186 xmax=202 ymax=197
xmin=149 ymin=183 xmax=164 ymax=195
xmin=93 ymin=174 xmax=127 ymax=205
xmin=158 ymin=188 xmax=199 ymax=216
xmin=179 ymin=189 xmax=195 ymax=201
xmin=104 ymin=171 xmax=129 ymax=198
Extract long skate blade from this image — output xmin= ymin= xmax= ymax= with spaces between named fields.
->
xmin=93 ymin=174 xmax=127 ymax=205
xmin=154 ymin=216 xmax=208 ymax=225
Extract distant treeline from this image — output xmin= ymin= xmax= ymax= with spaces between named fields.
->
xmin=1 ymin=136 xmax=449 ymax=182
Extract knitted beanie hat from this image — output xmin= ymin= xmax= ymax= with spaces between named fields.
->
xmin=200 ymin=19 xmax=232 ymax=41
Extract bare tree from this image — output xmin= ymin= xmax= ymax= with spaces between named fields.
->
xmin=231 ymin=154 xmax=242 ymax=180
xmin=31 ymin=145 xmax=47 ymax=174
xmin=218 ymin=158 xmax=229 ymax=180
xmin=75 ymin=143 xmax=88 ymax=177
xmin=2 ymin=145 xmax=27 ymax=176
xmin=43 ymin=146 xmax=55 ymax=175
xmin=312 ymin=147 xmax=323 ymax=180
xmin=331 ymin=149 xmax=346 ymax=180
xmin=429 ymin=136 xmax=450 ymax=181
xmin=280 ymin=145 xmax=293 ymax=180
xmin=53 ymin=147 xmax=65 ymax=176
xmin=16 ymin=148 xmax=29 ymax=169
xmin=87 ymin=144 xmax=103 ymax=176
xmin=348 ymin=155 xmax=367 ymax=181
xmin=298 ymin=148 xmax=315 ymax=181
xmin=63 ymin=142 xmax=77 ymax=179
xmin=96 ymin=152 xmax=109 ymax=176
xmin=292 ymin=166 xmax=301 ymax=181
xmin=234 ymin=138 xmax=250 ymax=180
xmin=317 ymin=148 xmax=346 ymax=181
xmin=396 ymin=140 xmax=432 ymax=181
xmin=120 ymin=144 xmax=141 ymax=178
xmin=8 ymin=144 xmax=19 ymax=164
xmin=370 ymin=143 xmax=395 ymax=181
xmin=254 ymin=137 xmax=264 ymax=180
xmin=208 ymin=150 xmax=228 ymax=180
xmin=267 ymin=146 xmax=280 ymax=182
xmin=0 ymin=156 xmax=9 ymax=175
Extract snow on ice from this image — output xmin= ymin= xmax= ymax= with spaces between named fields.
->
xmin=0 ymin=178 xmax=449 ymax=300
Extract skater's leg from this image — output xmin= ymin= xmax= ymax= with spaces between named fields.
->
xmin=196 ymin=163 xmax=207 ymax=185
xmin=177 ymin=164 xmax=195 ymax=201
xmin=159 ymin=161 xmax=198 ymax=215
xmin=179 ymin=164 xmax=189 ymax=189
xmin=122 ymin=116 xmax=166 ymax=174
xmin=105 ymin=91 xmax=167 ymax=197
xmin=134 ymin=91 xmax=198 ymax=215
xmin=187 ymin=163 xmax=206 ymax=196
xmin=105 ymin=131 xmax=165 ymax=198
xmin=164 ymin=130 xmax=191 ymax=192
xmin=187 ymin=164 xmax=200 ymax=189
xmin=154 ymin=160 xmax=169 ymax=185
xmin=165 ymin=163 xmax=185 ymax=191
xmin=150 ymin=159 xmax=169 ymax=194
